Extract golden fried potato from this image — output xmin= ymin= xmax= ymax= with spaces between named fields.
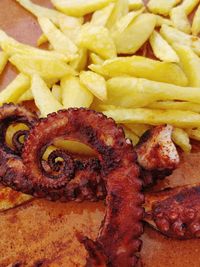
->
xmin=149 ymin=101 xmax=200 ymax=113
xmin=104 ymin=108 xmax=200 ymax=128
xmin=123 ymin=126 xmax=139 ymax=145
xmin=128 ymin=0 xmax=144 ymax=10
xmin=155 ymin=15 xmax=173 ymax=27
xmin=31 ymin=74 xmax=63 ymax=117
xmin=160 ymin=24 xmax=200 ymax=56
xmin=52 ymin=85 xmax=62 ymax=103
xmin=147 ymin=0 xmax=181 ymax=16
xmin=170 ymin=6 xmax=191 ymax=34
xmin=173 ymin=44 xmax=200 ymax=87
xmin=186 ymin=128 xmax=200 ymax=141
xmin=149 ymin=31 xmax=179 ymax=62
xmin=17 ymin=89 xmax=33 ymax=103
xmin=0 ymin=51 xmax=8 ymax=74
xmin=79 ymin=24 xmax=117 ymax=59
xmin=89 ymin=53 xmax=104 ymax=65
xmin=37 ymin=34 xmax=48 ymax=47
xmin=38 ymin=17 xmax=78 ymax=61
xmin=51 ymin=0 xmax=116 ymax=17
xmin=107 ymin=0 xmax=129 ymax=29
xmin=70 ymin=48 xmax=88 ymax=71
xmin=61 ymin=75 xmax=93 ymax=109
xmin=80 ymin=71 xmax=107 ymax=101
xmin=192 ymin=4 xmax=200 ymax=35
xmin=172 ymin=128 xmax=191 ymax=153
xmin=180 ymin=0 xmax=199 ymax=15
xmin=107 ymin=77 xmax=200 ymax=107
xmin=91 ymin=3 xmax=115 ymax=27
xmin=90 ymin=56 xmax=187 ymax=85
xmin=125 ymin=123 xmax=151 ymax=137
xmin=0 ymin=74 xmax=30 ymax=105
xmin=9 ymin=54 xmax=75 ymax=80
xmin=111 ymin=13 xmax=156 ymax=54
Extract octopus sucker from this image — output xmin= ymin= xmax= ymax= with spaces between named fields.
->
xmin=144 ymin=184 xmax=200 ymax=239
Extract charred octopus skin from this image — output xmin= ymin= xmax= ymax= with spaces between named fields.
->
xmin=22 ymin=108 xmax=144 ymax=266
xmin=145 ymin=184 xmax=200 ymax=239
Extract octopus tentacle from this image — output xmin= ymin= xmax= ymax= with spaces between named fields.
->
xmin=12 ymin=130 xmax=29 ymax=153
xmin=20 ymin=108 xmax=143 ymax=266
xmin=144 ymin=184 xmax=200 ymax=239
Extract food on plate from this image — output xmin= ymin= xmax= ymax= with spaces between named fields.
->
xmin=1 ymin=0 xmax=200 ymax=266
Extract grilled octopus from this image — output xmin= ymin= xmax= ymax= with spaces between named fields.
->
xmin=0 ymin=103 xmax=144 ymax=266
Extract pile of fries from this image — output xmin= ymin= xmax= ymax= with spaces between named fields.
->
xmin=1 ymin=0 xmax=200 ymax=154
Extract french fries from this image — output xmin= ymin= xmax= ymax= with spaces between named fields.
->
xmin=179 ymin=0 xmax=200 ymax=15
xmin=107 ymin=77 xmax=200 ymax=107
xmin=0 ymin=74 xmax=30 ymax=105
xmin=128 ymin=0 xmax=144 ymax=10
xmin=51 ymin=0 xmax=116 ymax=17
xmin=147 ymin=0 xmax=182 ymax=16
xmin=80 ymin=71 xmax=107 ymax=101
xmin=170 ymin=6 xmax=191 ymax=34
xmin=52 ymin=85 xmax=62 ymax=103
xmin=61 ymin=75 xmax=93 ymax=109
xmin=111 ymin=13 xmax=156 ymax=54
xmin=90 ymin=53 xmax=104 ymax=65
xmin=104 ymin=108 xmax=200 ymax=128
xmin=173 ymin=44 xmax=200 ymax=87
xmin=149 ymin=31 xmax=179 ymax=62
xmin=0 ymin=51 xmax=8 ymax=74
xmin=125 ymin=123 xmax=151 ymax=137
xmin=186 ymin=128 xmax=200 ymax=141
xmin=149 ymin=101 xmax=200 ymax=113
xmin=9 ymin=54 xmax=75 ymax=80
xmin=192 ymin=4 xmax=200 ymax=35
xmin=17 ymin=89 xmax=33 ymax=103
xmin=91 ymin=3 xmax=115 ymax=27
xmin=79 ymin=24 xmax=117 ymax=59
xmin=90 ymin=56 xmax=187 ymax=85
xmin=123 ymin=126 xmax=140 ymax=145
xmin=31 ymin=74 xmax=63 ymax=117
xmin=172 ymin=128 xmax=192 ymax=153
xmin=70 ymin=48 xmax=88 ymax=71
xmin=38 ymin=17 xmax=78 ymax=61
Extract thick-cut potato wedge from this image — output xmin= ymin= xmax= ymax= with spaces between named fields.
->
xmin=61 ymin=75 xmax=93 ymax=109
xmin=111 ymin=13 xmax=156 ymax=54
xmin=173 ymin=44 xmax=200 ymax=87
xmin=52 ymin=85 xmax=62 ymax=103
xmin=37 ymin=34 xmax=48 ymax=47
xmin=90 ymin=53 xmax=104 ymax=65
xmin=155 ymin=15 xmax=173 ymax=27
xmin=160 ymin=24 xmax=200 ymax=56
xmin=150 ymin=31 xmax=179 ymax=62
xmin=70 ymin=48 xmax=88 ymax=71
xmin=180 ymin=0 xmax=200 ymax=15
xmin=91 ymin=3 xmax=115 ymax=27
xmin=172 ymin=128 xmax=191 ymax=153
xmin=112 ymin=8 xmax=144 ymax=33
xmin=106 ymin=0 xmax=129 ymax=29
xmin=149 ymin=101 xmax=200 ymax=113
xmin=128 ymin=0 xmax=144 ymax=10
xmin=125 ymin=123 xmax=151 ymax=137
xmin=192 ymin=4 xmax=200 ymax=35
xmin=58 ymin=19 xmax=81 ymax=44
xmin=17 ymin=89 xmax=33 ymax=103
xmin=147 ymin=0 xmax=181 ymax=16
xmin=9 ymin=54 xmax=75 ymax=80
xmin=16 ymin=0 xmax=82 ymax=26
xmin=51 ymin=0 xmax=116 ymax=17
xmin=170 ymin=7 xmax=191 ymax=34
xmin=104 ymin=108 xmax=200 ymax=128
xmin=0 ymin=187 xmax=32 ymax=212
xmin=0 ymin=29 xmax=68 ymax=61
xmin=186 ymin=128 xmax=200 ymax=141
xmin=90 ymin=56 xmax=187 ymax=85
xmin=107 ymin=77 xmax=200 ymax=107
xmin=54 ymin=140 xmax=95 ymax=156
xmin=123 ymin=126 xmax=139 ymax=145
xmin=0 ymin=51 xmax=8 ymax=74
xmin=0 ymin=74 xmax=30 ymax=105
xmin=80 ymin=71 xmax=107 ymax=101
xmin=38 ymin=17 xmax=78 ymax=61
xmin=79 ymin=24 xmax=116 ymax=59
xmin=31 ymin=74 xmax=63 ymax=117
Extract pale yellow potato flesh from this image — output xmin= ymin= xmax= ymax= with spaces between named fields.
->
xmin=52 ymin=85 xmax=62 ymax=103
xmin=173 ymin=44 xmax=200 ymax=87
xmin=147 ymin=0 xmax=182 ymax=16
xmin=192 ymin=4 xmax=200 ymax=35
xmin=31 ymin=74 xmax=63 ymax=117
xmin=149 ymin=101 xmax=200 ymax=113
xmin=125 ymin=123 xmax=151 ymax=137
xmin=79 ymin=24 xmax=117 ymax=59
xmin=0 ymin=74 xmax=30 ymax=105
xmin=70 ymin=48 xmax=88 ymax=72
xmin=179 ymin=0 xmax=200 ymax=15
xmin=37 ymin=34 xmax=48 ymax=47
xmin=17 ymin=89 xmax=33 ymax=103
xmin=170 ymin=6 xmax=191 ymax=34
xmin=128 ymin=0 xmax=144 ymax=10
xmin=89 ymin=53 xmax=104 ymax=65
xmin=122 ymin=126 xmax=139 ymax=145
xmin=149 ymin=31 xmax=179 ymax=62
xmin=51 ymin=0 xmax=116 ymax=17
xmin=91 ymin=3 xmax=115 ymax=27
xmin=186 ymin=128 xmax=200 ymax=141
xmin=80 ymin=71 xmax=107 ymax=101
xmin=0 ymin=51 xmax=8 ymax=75
xmin=111 ymin=13 xmax=156 ymax=54
xmin=90 ymin=56 xmax=187 ymax=85
xmin=172 ymin=128 xmax=192 ymax=153
xmin=104 ymin=108 xmax=200 ymax=128
xmin=61 ymin=75 xmax=93 ymax=109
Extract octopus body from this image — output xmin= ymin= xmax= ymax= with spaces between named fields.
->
xmin=0 ymin=105 xmax=144 ymax=266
